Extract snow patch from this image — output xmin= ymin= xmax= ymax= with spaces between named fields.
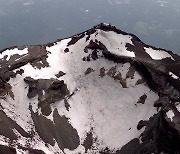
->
xmin=1 ymin=74 xmax=33 ymax=132
xmin=169 ymin=72 xmax=179 ymax=79
xmin=144 ymin=47 xmax=174 ymax=60
xmin=175 ymin=103 xmax=180 ymax=112
xmin=0 ymin=48 xmax=28 ymax=61
xmin=95 ymin=30 xmax=135 ymax=58
xmin=166 ymin=110 xmax=175 ymax=122
xmin=64 ymin=145 xmax=85 ymax=154
xmin=51 ymin=60 xmax=158 ymax=150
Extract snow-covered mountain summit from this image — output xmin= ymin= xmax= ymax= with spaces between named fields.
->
xmin=0 ymin=23 xmax=179 ymax=154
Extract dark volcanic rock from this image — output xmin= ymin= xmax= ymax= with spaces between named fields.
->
xmin=53 ymin=109 xmax=80 ymax=151
xmin=30 ymin=107 xmax=80 ymax=151
xmin=0 ymin=110 xmax=30 ymax=140
xmin=30 ymin=105 xmax=55 ymax=146
xmin=137 ymin=94 xmax=147 ymax=104
xmin=140 ymin=112 xmax=180 ymax=154
xmin=83 ymin=130 xmax=94 ymax=152
xmin=85 ymin=67 xmax=94 ymax=75
xmin=0 ymin=145 xmax=16 ymax=154
xmin=115 ymin=138 xmax=142 ymax=154
xmin=67 ymin=33 xmax=85 ymax=46
xmin=99 ymin=67 xmax=106 ymax=78
xmin=55 ymin=71 xmax=66 ymax=78
xmin=24 ymin=77 xmax=70 ymax=116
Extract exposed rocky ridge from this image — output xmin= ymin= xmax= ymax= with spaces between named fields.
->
xmin=0 ymin=23 xmax=179 ymax=154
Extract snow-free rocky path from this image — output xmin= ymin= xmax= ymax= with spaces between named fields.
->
xmin=0 ymin=23 xmax=180 ymax=154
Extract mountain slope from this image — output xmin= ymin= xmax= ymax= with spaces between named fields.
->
xmin=0 ymin=23 xmax=179 ymax=154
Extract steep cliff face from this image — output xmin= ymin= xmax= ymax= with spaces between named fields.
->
xmin=0 ymin=24 xmax=179 ymax=154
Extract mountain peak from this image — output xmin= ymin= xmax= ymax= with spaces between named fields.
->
xmin=0 ymin=24 xmax=180 ymax=154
